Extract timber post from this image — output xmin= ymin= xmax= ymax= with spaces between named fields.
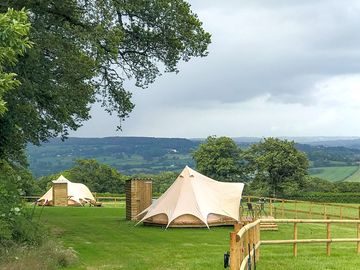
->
xmin=293 ymin=222 xmax=298 ymax=257
xmin=324 ymin=204 xmax=327 ymax=219
xmin=357 ymin=223 xmax=360 ymax=254
xmin=256 ymin=222 xmax=260 ymax=261
xmin=326 ymin=220 xmax=331 ymax=256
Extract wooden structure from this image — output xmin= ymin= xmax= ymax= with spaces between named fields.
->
xmin=242 ymin=195 xmax=360 ymax=220
xmin=52 ymin=182 xmax=68 ymax=206
xmin=229 ymin=218 xmax=360 ymax=270
xmin=125 ymin=179 xmax=152 ymax=221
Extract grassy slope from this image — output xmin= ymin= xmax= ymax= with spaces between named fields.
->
xmin=36 ymin=203 xmax=360 ymax=270
xmin=38 ymin=204 xmax=228 ymax=270
xmin=310 ymin=166 xmax=358 ymax=182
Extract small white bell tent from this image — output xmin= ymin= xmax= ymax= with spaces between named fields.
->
xmin=38 ymin=175 xmax=95 ymax=206
xmin=138 ymin=166 xmax=244 ymax=228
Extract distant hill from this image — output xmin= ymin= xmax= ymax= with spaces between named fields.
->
xmin=305 ymin=139 xmax=360 ymax=149
xmin=27 ymin=136 xmax=360 ymax=178
xmin=27 ymin=137 xmax=200 ymax=177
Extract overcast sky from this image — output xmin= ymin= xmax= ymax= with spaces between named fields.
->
xmin=72 ymin=0 xmax=360 ymax=138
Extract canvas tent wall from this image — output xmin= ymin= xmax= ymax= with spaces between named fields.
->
xmin=38 ymin=175 xmax=95 ymax=206
xmin=138 ymin=166 xmax=245 ymax=228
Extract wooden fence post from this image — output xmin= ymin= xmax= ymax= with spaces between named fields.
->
xmin=234 ymin=222 xmax=242 ymax=267
xmin=282 ymin=200 xmax=285 ymax=218
xmin=234 ymin=222 xmax=241 ymax=233
xmin=256 ymin=222 xmax=260 ymax=261
xmin=248 ymin=196 xmax=251 ymax=203
xmin=244 ymin=226 xmax=249 ymax=259
xmin=293 ymin=222 xmax=298 ymax=257
xmin=270 ymin=199 xmax=273 ymax=217
xmin=295 ymin=201 xmax=298 ymax=219
xmin=230 ymin=231 xmax=239 ymax=270
xmin=357 ymin=223 xmax=360 ymax=254
xmin=324 ymin=205 xmax=327 ymax=219
xmin=326 ymin=221 xmax=331 ymax=256
xmin=309 ymin=202 xmax=313 ymax=219
xmin=248 ymin=227 xmax=253 ymax=257
xmin=358 ymin=206 xmax=360 ymax=220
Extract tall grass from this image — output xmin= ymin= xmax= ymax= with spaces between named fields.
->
xmin=0 ymin=240 xmax=78 ymax=270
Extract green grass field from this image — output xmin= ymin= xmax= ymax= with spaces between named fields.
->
xmin=309 ymin=166 xmax=358 ymax=182
xmin=35 ymin=203 xmax=360 ymax=270
xmin=344 ymin=166 xmax=360 ymax=182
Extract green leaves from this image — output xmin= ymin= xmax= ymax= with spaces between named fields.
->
xmin=37 ymin=159 xmax=129 ymax=194
xmin=244 ymin=138 xmax=309 ymax=197
xmin=192 ymin=136 xmax=243 ymax=182
xmin=0 ymin=1 xmax=211 ymax=164
xmin=0 ymin=8 xmax=31 ymax=115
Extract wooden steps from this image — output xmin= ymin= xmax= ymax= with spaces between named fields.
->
xmin=260 ymin=216 xmax=278 ymax=231
xmin=241 ymin=216 xmax=278 ymax=231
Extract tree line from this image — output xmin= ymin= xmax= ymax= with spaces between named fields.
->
xmin=28 ymin=136 xmax=360 ymax=202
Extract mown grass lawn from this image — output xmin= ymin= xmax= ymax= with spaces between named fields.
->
xmin=36 ymin=203 xmax=360 ymax=270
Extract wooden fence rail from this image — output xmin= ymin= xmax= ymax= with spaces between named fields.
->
xmin=241 ymin=196 xmax=360 ymax=220
xmin=22 ymin=196 xmax=125 ymax=204
xmin=230 ymin=219 xmax=360 ymax=270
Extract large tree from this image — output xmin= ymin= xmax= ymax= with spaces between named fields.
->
xmin=244 ymin=138 xmax=309 ymax=197
xmin=192 ymin=136 xmax=243 ymax=181
xmin=0 ymin=8 xmax=31 ymax=115
xmin=0 ymin=1 xmax=211 ymax=164
xmin=37 ymin=159 xmax=128 ymax=194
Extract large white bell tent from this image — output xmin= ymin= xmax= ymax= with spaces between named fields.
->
xmin=138 ymin=166 xmax=244 ymax=228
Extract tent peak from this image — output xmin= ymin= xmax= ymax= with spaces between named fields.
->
xmin=52 ymin=175 xmax=71 ymax=184
xmin=180 ymin=166 xmax=196 ymax=179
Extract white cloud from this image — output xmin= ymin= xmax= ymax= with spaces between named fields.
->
xmin=71 ymin=1 xmax=360 ymax=138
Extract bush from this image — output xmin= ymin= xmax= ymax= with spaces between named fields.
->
xmin=289 ymin=192 xmax=360 ymax=203
xmin=0 ymin=160 xmax=44 ymax=247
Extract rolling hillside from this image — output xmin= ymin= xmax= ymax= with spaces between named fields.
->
xmin=27 ymin=137 xmax=199 ymax=177
xmin=27 ymin=136 xmax=360 ymax=178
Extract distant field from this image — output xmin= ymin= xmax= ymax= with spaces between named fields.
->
xmin=344 ymin=166 xmax=360 ymax=182
xmin=309 ymin=166 xmax=358 ymax=182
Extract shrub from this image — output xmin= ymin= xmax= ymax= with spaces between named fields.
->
xmin=289 ymin=192 xmax=360 ymax=203
xmin=0 ymin=160 xmax=44 ymax=247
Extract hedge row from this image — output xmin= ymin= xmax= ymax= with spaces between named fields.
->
xmin=288 ymin=192 xmax=360 ymax=203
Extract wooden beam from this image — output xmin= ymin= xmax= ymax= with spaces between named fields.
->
xmin=293 ymin=222 xmax=298 ymax=257
xmin=230 ymin=231 xmax=239 ymax=270
xmin=261 ymin=238 xmax=360 ymax=244
xmin=357 ymin=223 xmax=360 ymax=254
xmin=260 ymin=219 xmax=360 ymax=224
xmin=327 ymin=222 xmax=331 ymax=256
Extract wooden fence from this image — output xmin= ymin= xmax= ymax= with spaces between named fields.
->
xmin=241 ymin=196 xmax=360 ymax=220
xmin=230 ymin=219 xmax=360 ymax=270
xmin=22 ymin=195 xmax=125 ymax=205
xmin=24 ymin=195 xmax=360 ymax=219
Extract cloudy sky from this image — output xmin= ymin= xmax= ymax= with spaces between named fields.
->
xmin=72 ymin=0 xmax=360 ymax=138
